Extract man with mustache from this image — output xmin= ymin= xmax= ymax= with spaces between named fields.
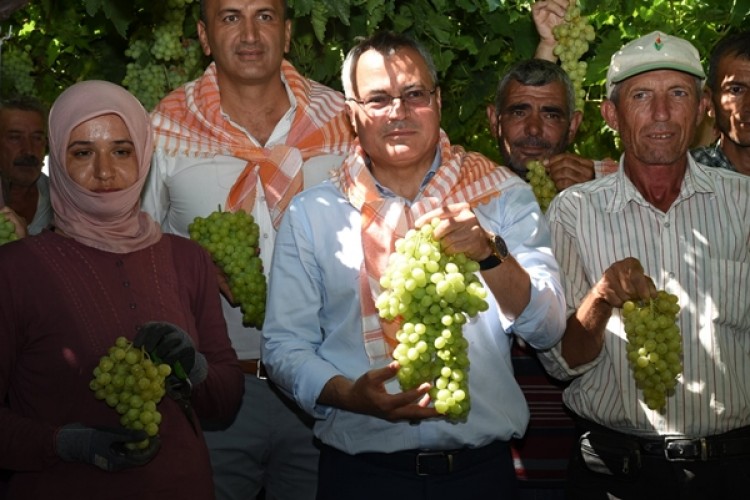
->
xmin=487 ymin=58 xmax=604 ymax=190
xmin=537 ymin=32 xmax=750 ymax=498
xmin=142 ymin=1 xmax=353 ymax=499
xmin=487 ymin=58 xmax=597 ymax=499
xmin=0 ymin=96 xmax=52 ymax=235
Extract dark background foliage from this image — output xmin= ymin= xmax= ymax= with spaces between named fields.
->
xmin=1 ymin=0 xmax=748 ymax=161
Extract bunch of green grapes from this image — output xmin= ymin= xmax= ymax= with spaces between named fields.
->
xmin=90 ymin=336 xmax=172 ymax=449
xmin=0 ymin=45 xmax=37 ymax=97
xmin=376 ymin=218 xmax=489 ymax=419
xmin=0 ymin=213 xmax=19 ymax=245
xmin=121 ymin=0 xmax=204 ymax=110
xmin=150 ymin=8 xmax=187 ymax=63
xmin=526 ymin=160 xmax=557 ymax=212
xmin=552 ymin=2 xmax=596 ymax=111
xmin=622 ymin=290 xmax=682 ymax=412
xmin=189 ymin=209 xmax=267 ymax=329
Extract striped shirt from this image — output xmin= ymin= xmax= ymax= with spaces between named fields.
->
xmin=539 ymin=154 xmax=750 ymax=438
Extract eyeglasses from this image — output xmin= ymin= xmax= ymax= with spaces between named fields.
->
xmin=347 ymin=88 xmax=436 ymax=115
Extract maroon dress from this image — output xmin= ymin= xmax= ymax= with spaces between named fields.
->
xmin=0 ymin=230 xmax=243 ymax=499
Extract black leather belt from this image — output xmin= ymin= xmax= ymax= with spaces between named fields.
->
xmin=577 ymin=416 xmax=750 ymax=462
xmin=354 ymin=440 xmax=508 ymax=475
xmin=640 ymin=434 xmax=750 ymax=461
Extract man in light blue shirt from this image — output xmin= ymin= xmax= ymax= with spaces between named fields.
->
xmin=262 ymin=31 xmax=565 ymax=500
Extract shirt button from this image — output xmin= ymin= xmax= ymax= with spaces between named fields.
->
xmin=123 ymin=281 xmax=130 ymax=288
xmin=116 ymin=260 xmax=124 ymax=267
xmin=664 ymin=221 xmax=671 ymax=228
xmin=129 ymin=303 xmax=137 ymax=310
xmin=668 ymin=272 xmax=675 ymax=278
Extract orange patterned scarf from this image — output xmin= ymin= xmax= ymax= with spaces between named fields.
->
xmin=152 ymin=60 xmax=354 ymax=227
xmin=333 ymin=130 xmax=517 ymax=363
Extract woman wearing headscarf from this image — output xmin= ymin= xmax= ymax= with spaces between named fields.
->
xmin=0 ymin=80 xmax=243 ymax=499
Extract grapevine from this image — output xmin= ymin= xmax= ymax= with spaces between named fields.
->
xmin=0 ymin=212 xmax=19 ymax=245
xmin=188 ymin=209 xmax=267 ymax=329
xmin=375 ymin=218 xmax=489 ymax=419
xmin=552 ymin=2 xmax=596 ymax=112
xmin=0 ymin=44 xmax=36 ymax=97
xmin=526 ymin=159 xmax=557 ymax=212
xmin=90 ymin=336 xmax=172 ymax=449
xmin=121 ymin=0 xmax=205 ymax=110
xmin=622 ymin=290 xmax=682 ymax=412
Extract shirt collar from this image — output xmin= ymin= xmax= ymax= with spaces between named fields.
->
xmin=219 ymin=72 xmax=298 ymax=147
xmin=609 ymin=153 xmax=715 ymax=212
xmin=372 ymin=147 xmax=441 ymax=203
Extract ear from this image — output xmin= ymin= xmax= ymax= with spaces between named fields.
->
xmin=697 ymin=88 xmax=710 ymax=125
xmin=346 ymin=102 xmax=358 ymax=134
xmin=197 ymin=21 xmax=211 ymax=57
xmin=486 ymin=104 xmax=498 ymax=139
xmin=568 ymin=109 xmax=583 ymax=143
xmin=284 ymin=19 xmax=292 ymax=54
xmin=601 ymin=99 xmax=619 ymax=132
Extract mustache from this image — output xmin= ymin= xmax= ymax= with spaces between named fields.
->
xmin=13 ymin=155 xmax=41 ymax=168
xmin=383 ymin=121 xmax=417 ymax=134
xmin=511 ymin=137 xmax=552 ymax=150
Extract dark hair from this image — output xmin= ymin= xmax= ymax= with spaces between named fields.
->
xmin=0 ymin=95 xmax=48 ymax=124
xmin=199 ymin=0 xmax=288 ymax=23
xmin=706 ymin=31 xmax=750 ymax=92
xmin=341 ymin=31 xmax=438 ymax=99
xmin=494 ymin=59 xmax=575 ymax=120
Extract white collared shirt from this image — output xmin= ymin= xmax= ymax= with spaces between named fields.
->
xmin=539 ymin=154 xmax=750 ymax=438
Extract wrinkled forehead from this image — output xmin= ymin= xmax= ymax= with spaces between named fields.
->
xmin=501 ymin=80 xmax=569 ymax=110
xmin=0 ymin=108 xmax=45 ymax=132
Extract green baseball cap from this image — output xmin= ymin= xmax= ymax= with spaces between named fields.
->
xmin=606 ymin=31 xmax=705 ymax=98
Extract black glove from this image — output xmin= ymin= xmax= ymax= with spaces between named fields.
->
xmin=134 ymin=321 xmax=208 ymax=385
xmin=55 ymin=423 xmax=160 ymax=472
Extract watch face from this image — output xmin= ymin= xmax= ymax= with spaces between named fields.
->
xmin=493 ymin=235 xmax=509 ymax=259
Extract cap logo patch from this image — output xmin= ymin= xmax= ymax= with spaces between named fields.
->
xmin=654 ymin=35 xmax=663 ymax=51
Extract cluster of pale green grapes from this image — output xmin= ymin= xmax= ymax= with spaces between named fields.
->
xmin=0 ymin=46 xmax=37 ymax=97
xmin=526 ymin=160 xmax=557 ymax=212
xmin=90 ymin=336 xmax=172 ymax=449
xmin=121 ymin=0 xmax=204 ymax=110
xmin=0 ymin=213 xmax=19 ymax=245
xmin=189 ymin=209 xmax=267 ymax=329
xmin=622 ymin=290 xmax=682 ymax=412
xmin=552 ymin=3 xmax=596 ymax=111
xmin=122 ymin=62 xmax=171 ymax=111
xmin=376 ymin=219 xmax=489 ymax=419
xmin=151 ymin=9 xmax=187 ymax=63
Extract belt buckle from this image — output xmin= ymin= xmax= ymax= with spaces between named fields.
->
xmin=415 ymin=451 xmax=453 ymax=476
xmin=663 ymin=437 xmax=707 ymax=461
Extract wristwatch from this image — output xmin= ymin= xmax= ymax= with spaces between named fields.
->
xmin=478 ymin=232 xmax=509 ymax=270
